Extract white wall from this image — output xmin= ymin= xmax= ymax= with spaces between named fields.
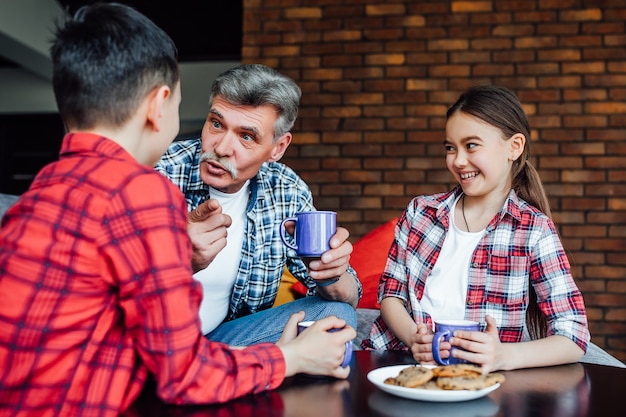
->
xmin=0 ymin=1 xmax=238 ymax=132
xmin=0 ymin=59 xmax=239 ymax=132
xmin=178 ymin=61 xmax=239 ymax=132
xmin=0 ymin=0 xmax=59 ymax=80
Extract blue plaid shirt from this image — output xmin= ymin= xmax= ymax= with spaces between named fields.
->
xmin=155 ymin=138 xmax=361 ymax=320
xmin=363 ymin=186 xmax=589 ymax=352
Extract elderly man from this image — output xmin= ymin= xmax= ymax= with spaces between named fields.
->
xmin=155 ymin=64 xmax=361 ymax=345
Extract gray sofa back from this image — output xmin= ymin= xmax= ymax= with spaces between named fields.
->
xmin=0 ymin=193 xmax=19 ymax=218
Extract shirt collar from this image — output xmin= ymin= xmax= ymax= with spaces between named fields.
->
xmin=60 ymin=132 xmax=135 ymax=163
xmin=430 ymin=185 xmax=523 ymax=229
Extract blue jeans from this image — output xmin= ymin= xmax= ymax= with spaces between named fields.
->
xmin=206 ymin=296 xmax=357 ymax=345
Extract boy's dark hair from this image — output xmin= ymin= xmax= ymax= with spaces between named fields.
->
xmin=51 ymin=2 xmax=178 ymax=130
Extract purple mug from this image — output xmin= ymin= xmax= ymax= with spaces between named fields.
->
xmin=280 ymin=211 xmax=336 ymax=258
xmin=432 ymin=319 xmax=480 ymax=365
xmin=297 ymin=320 xmax=352 ymax=368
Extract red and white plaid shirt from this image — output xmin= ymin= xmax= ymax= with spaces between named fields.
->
xmin=0 ymin=133 xmax=285 ymax=417
xmin=362 ymin=187 xmax=589 ymax=352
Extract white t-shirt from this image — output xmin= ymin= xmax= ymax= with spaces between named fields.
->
xmin=420 ymin=195 xmax=484 ymax=323
xmin=193 ymin=181 xmax=249 ymax=335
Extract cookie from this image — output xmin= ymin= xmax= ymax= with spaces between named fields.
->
xmin=383 ymin=365 xmax=505 ymax=391
xmin=419 ymin=380 xmax=441 ymax=390
xmin=383 ymin=376 xmax=401 ymax=386
xmin=485 ymin=372 xmax=506 ymax=385
xmin=432 ymin=363 xmax=482 ymax=378
xmin=386 ymin=366 xmax=434 ymax=388
xmin=436 ymin=372 xmax=505 ymax=390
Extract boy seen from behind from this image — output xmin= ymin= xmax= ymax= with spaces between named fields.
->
xmin=0 ymin=4 xmax=354 ymax=416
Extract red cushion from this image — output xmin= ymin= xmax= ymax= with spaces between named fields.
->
xmin=291 ymin=218 xmax=398 ymax=310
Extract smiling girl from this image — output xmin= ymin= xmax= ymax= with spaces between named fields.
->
xmin=362 ymin=85 xmax=590 ymax=372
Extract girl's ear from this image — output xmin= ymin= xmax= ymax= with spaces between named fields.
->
xmin=267 ymin=132 xmax=292 ymax=162
xmin=146 ymin=85 xmax=171 ymax=132
xmin=510 ymin=133 xmax=526 ymax=161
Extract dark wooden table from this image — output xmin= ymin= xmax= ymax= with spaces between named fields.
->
xmin=124 ymin=350 xmax=625 ymax=417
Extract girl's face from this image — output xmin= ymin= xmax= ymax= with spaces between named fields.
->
xmin=444 ymin=111 xmax=524 ymax=199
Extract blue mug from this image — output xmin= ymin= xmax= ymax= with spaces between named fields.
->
xmin=432 ymin=319 xmax=480 ymax=365
xmin=280 ymin=211 xmax=336 ymax=258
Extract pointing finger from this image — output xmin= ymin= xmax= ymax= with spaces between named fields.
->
xmin=188 ymin=199 xmax=221 ymax=223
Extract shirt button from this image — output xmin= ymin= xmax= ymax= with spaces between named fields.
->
xmin=467 ymin=300 xmax=473 ymax=305
xmin=472 ymin=262 xmax=478 ymax=268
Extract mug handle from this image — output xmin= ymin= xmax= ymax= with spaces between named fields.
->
xmin=341 ymin=340 xmax=353 ymax=368
xmin=280 ymin=217 xmax=298 ymax=251
xmin=432 ymin=330 xmax=451 ymax=365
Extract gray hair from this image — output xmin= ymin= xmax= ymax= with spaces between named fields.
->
xmin=207 ymin=64 xmax=302 ymax=141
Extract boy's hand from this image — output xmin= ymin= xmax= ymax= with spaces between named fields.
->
xmin=278 ymin=315 xmax=355 ymax=379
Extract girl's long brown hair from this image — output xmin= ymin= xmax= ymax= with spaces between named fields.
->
xmin=447 ymin=85 xmax=549 ymax=339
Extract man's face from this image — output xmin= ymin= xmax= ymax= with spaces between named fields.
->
xmin=199 ymin=96 xmax=291 ymax=193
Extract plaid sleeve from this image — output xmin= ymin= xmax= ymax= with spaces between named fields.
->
xmin=277 ymin=169 xmax=362 ymax=300
xmin=104 ymin=172 xmax=285 ymax=404
xmin=531 ymin=219 xmax=590 ymax=352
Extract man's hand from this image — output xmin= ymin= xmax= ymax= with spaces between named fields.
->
xmin=187 ymin=199 xmax=232 ymax=273
xmin=306 ymin=227 xmax=352 ymax=281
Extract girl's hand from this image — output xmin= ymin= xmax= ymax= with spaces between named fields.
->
xmin=409 ymin=323 xmax=450 ymax=365
xmin=448 ymin=315 xmax=503 ymax=373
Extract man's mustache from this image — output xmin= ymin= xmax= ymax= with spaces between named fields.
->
xmin=200 ymin=152 xmax=238 ymax=180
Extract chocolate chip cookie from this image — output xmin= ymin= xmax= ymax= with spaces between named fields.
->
xmin=384 ymin=365 xmax=434 ymax=388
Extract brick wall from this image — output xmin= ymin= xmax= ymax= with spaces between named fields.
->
xmin=242 ymin=0 xmax=626 ymax=362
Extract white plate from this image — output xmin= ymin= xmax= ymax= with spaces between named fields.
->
xmin=367 ymin=364 xmax=501 ymax=402
xmin=368 ymin=391 xmax=500 ymax=417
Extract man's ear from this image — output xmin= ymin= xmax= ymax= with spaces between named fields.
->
xmin=510 ymin=133 xmax=526 ymax=161
xmin=146 ymin=85 xmax=171 ymax=132
xmin=267 ymin=132 xmax=292 ymax=162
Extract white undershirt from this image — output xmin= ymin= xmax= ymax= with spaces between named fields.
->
xmin=193 ymin=181 xmax=249 ymax=335
xmin=420 ymin=195 xmax=484 ymax=323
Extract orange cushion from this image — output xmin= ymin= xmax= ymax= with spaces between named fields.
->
xmin=291 ymin=218 xmax=398 ymax=310
xmin=273 ymin=268 xmax=300 ymax=307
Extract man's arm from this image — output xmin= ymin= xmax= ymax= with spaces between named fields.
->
xmin=314 ymin=269 xmax=360 ymax=308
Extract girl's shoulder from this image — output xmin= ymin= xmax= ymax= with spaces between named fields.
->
xmin=508 ymin=191 xmax=551 ymax=220
xmin=505 ymin=191 xmax=557 ymax=232
xmin=407 ymin=188 xmax=457 ymax=213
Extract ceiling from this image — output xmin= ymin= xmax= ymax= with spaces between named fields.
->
xmin=57 ymin=0 xmax=242 ymax=62
xmin=0 ymin=1 xmax=242 ymax=69
xmin=0 ymin=1 xmax=242 ymax=117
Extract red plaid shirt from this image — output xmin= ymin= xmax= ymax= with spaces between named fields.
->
xmin=362 ymin=187 xmax=589 ymax=352
xmin=0 ymin=133 xmax=285 ymax=417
